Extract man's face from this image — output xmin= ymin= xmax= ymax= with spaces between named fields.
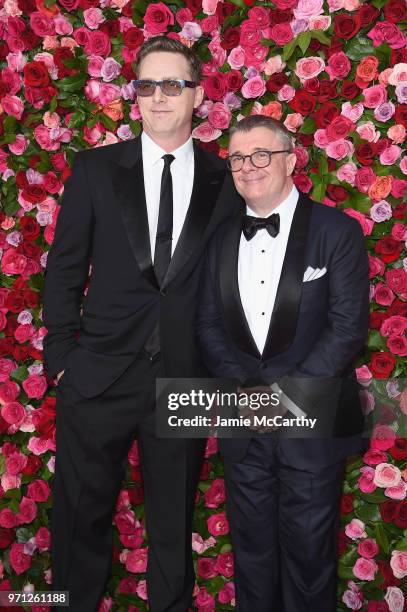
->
xmin=228 ymin=127 xmax=297 ymax=211
xmin=137 ymin=51 xmax=204 ymax=144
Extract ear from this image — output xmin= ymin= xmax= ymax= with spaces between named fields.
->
xmin=286 ymin=153 xmax=297 ymax=176
xmin=193 ymin=85 xmax=204 ymax=109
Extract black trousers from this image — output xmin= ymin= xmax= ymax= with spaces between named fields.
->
xmin=51 ymin=354 xmax=205 ymax=611
xmin=223 ymin=437 xmax=345 ymax=612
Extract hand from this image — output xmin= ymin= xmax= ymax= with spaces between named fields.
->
xmin=237 ymin=386 xmax=286 ymax=433
xmin=56 ymin=370 xmax=65 ymax=384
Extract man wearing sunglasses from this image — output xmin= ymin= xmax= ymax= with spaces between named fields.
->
xmin=43 ymin=36 xmax=239 ymax=611
xmin=198 ymin=115 xmax=369 ymax=611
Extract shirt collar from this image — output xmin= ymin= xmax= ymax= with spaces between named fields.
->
xmin=246 ymin=185 xmax=299 ymax=220
xmin=141 ymin=131 xmax=194 ymax=167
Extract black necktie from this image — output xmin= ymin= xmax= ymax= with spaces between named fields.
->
xmin=242 ymin=213 xmax=280 ymax=241
xmin=154 ymin=154 xmax=175 ymax=286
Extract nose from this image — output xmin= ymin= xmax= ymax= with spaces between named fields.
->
xmin=241 ymin=155 xmax=255 ymax=172
xmin=152 ymin=83 xmax=165 ymax=103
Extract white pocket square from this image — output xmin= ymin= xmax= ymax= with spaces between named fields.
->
xmin=303 ymin=266 xmax=327 ymax=282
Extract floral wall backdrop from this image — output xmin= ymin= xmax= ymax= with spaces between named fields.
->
xmin=0 ymin=0 xmax=406 ymax=609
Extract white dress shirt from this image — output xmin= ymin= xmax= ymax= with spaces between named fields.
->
xmin=238 ymin=185 xmax=299 ymax=354
xmin=141 ymin=131 xmax=194 ymax=259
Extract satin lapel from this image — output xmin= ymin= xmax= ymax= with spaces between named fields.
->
xmin=219 ymin=211 xmax=261 ymax=360
xmin=162 ymin=145 xmax=226 ymax=289
xmin=112 ymin=138 xmax=159 ymax=290
xmin=261 ymin=194 xmax=313 ymax=361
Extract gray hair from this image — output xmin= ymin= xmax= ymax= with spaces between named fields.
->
xmin=229 ymin=115 xmax=294 ymax=152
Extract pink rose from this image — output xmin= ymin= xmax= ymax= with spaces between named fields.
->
xmin=125 ymin=548 xmax=148 ymax=573
xmin=16 ymin=496 xmax=37 ymax=524
xmin=215 ymin=552 xmax=234 ymax=577
xmin=114 ymin=509 xmax=137 ymax=534
xmin=207 ymin=512 xmax=229 ymax=536
xmin=98 ymin=83 xmax=121 ymax=105
xmin=363 ymin=448 xmax=388 ymax=466
xmin=294 ymin=0 xmax=324 ymax=19
xmin=218 ymin=582 xmax=235 ymax=605
xmin=343 ymin=208 xmax=373 ymax=236
xmin=208 ymin=103 xmax=232 ymax=130
xmin=197 ymin=557 xmax=218 ymax=579
xmin=374 ymin=463 xmax=402 ymax=488
xmin=353 ymin=557 xmax=378 ymax=581
xmin=326 ymin=139 xmax=354 ymax=160
xmin=15 ymin=324 xmax=35 ymax=344
xmin=83 ymin=8 xmax=105 ymax=30
xmin=240 ymin=20 xmax=261 ymax=47
xmin=385 ymin=586 xmax=405 ymax=612
xmin=1 ymin=402 xmax=25 ymax=425
xmin=355 ymin=167 xmax=376 ymax=193
xmin=385 ymin=269 xmax=407 ymax=295
xmin=1 ymin=474 xmax=21 ymax=491
xmin=1 ymin=94 xmax=24 ymax=120
xmin=6 ymin=452 xmax=27 ymax=475
xmin=87 ymin=55 xmax=104 ymax=77
xmin=84 ymin=31 xmax=111 ymax=58
xmin=0 ymin=380 xmax=20 ymax=403
xmin=368 ymin=254 xmax=385 ymax=279
xmin=270 ymin=23 xmax=293 ymax=45
xmin=9 ymin=134 xmax=28 ymax=156
xmin=381 ymin=316 xmax=407 ymax=338
xmin=9 ymin=543 xmax=31 ymax=575
xmin=368 ymin=22 xmax=406 ymax=50
xmin=358 ymin=466 xmax=377 ymax=494
xmin=392 ymin=222 xmax=407 ymax=241
xmin=27 ymin=436 xmax=50 ymax=455
xmin=380 ymin=145 xmax=402 ymax=165
xmin=29 ymin=11 xmax=55 ymax=36
xmin=192 ymin=122 xmax=221 ymax=143
xmin=374 ymin=283 xmax=394 ymax=306
xmin=35 ymin=526 xmax=51 ymax=552
xmin=356 ymin=121 xmax=379 ymax=143
xmin=370 ymin=200 xmax=392 ymax=222
xmin=387 ymin=335 xmax=407 ymax=357
xmin=326 ymin=51 xmax=351 ymax=80
xmin=195 ymin=587 xmax=215 ymax=609
xmin=0 ymin=508 xmax=18 ymax=528
xmin=22 ymin=374 xmax=47 ymax=400
xmin=1 ymin=248 xmax=27 ymax=275
xmin=390 ymin=550 xmax=407 ymax=579
xmin=357 ymin=538 xmax=379 ymax=559
xmin=228 ymin=46 xmax=245 ymax=70
xmin=371 ymin=424 xmax=396 ymax=451
xmin=284 ymin=113 xmax=303 ymax=132
xmin=0 ymin=358 xmax=15 ymax=383
xmin=363 ymin=84 xmax=387 ymax=109
xmin=27 ymin=479 xmax=50 ymax=502
xmin=204 ymin=478 xmax=226 ymax=508
xmin=202 ymin=0 xmax=219 ymax=15
xmin=326 ymin=116 xmax=354 ymax=142
xmin=205 ymin=437 xmax=218 ymax=457
xmin=143 ymin=2 xmax=175 ymax=34
xmin=295 ymin=56 xmax=325 ymax=81
xmin=387 ymin=124 xmax=406 ymax=144
xmin=345 ymin=518 xmax=367 ymax=540
xmin=385 ymin=479 xmax=407 ymax=500
xmin=342 ymin=582 xmax=363 ymax=610
xmin=241 ymin=76 xmax=266 ymax=99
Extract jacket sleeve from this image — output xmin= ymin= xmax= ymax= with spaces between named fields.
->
xmin=42 ymin=151 xmax=94 ymax=378
xmin=197 ymin=247 xmax=248 ymax=384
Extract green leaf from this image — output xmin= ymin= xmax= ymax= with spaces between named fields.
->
xmin=299 ymin=117 xmax=316 ymax=135
xmin=372 ymin=0 xmax=387 ymax=8
xmin=355 ymin=502 xmax=382 ymax=522
xmin=49 ymin=96 xmax=58 ymax=114
xmin=345 ymin=37 xmax=375 ymax=62
xmin=338 ymin=561 xmax=354 ymax=580
xmin=312 ymin=180 xmax=326 ymax=203
xmin=319 ymin=156 xmax=328 ymax=177
xmin=28 ymin=274 xmax=44 ymax=293
xmin=100 ymin=113 xmax=117 ymax=132
xmin=4 ymin=115 xmax=17 ymax=134
xmin=367 ymin=330 xmax=386 ymax=351
xmin=297 ymin=31 xmax=312 ymax=54
xmin=374 ymin=523 xmax=390 ymax=555
xmin=282 ymin=38 xmax=298 ymax=62
xmin=10 ymin=365 xmax=29 ymax=383
xmin=68 ymin=110 xmax=87 ymax=129
xmin=340 ymin=546 xmax=358 ymax=566
xmin=4 ymin=488 xmax=21 ymax=501
xmin=358 ymin=490 xmax=387 ymax=504
xmin=348 ymin=192 xmax=372 ymax=214
xmin=229 ymin=0 xmax=245 ymax=7
xmin=394 ymin=538 xmax=407 ymax=551
xmin=129 ymin=120 xmax=141 ymax=137
xmin=310 ymin=29 xmax=330 ymax=45
xmin=56 ymin=73 xmax=87 ymax=93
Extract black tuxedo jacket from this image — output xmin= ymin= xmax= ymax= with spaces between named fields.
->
xmin=197 ymin=193 xmax=370 ymax=468
xmin=43 ymin=136 xmax=240 ymax=397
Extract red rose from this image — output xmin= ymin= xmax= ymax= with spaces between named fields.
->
xmin=389 ymin=438 xmax=407 ymax=461
xmin=391 ymin=48 xmax=407 ymax=65
xmin=0 ymin=527 xmax=15 ymax=549
xmin=386 ymin=269 xmax=407 ymax=294
xmin=199 ymin=460 xmax=211 ymax=480
xmin=216 ymin=2 xmax=235 ymax=24
xmin=357 ymin=4 xmax=380 ymax=26
xmin=314 ymin=102 xmax=340 ymax=129
xmin=143 ymin=2 xmax=175 ymax=34
xmin=369 ymin=351 xmax=397 ymax=378
xmin=379 ymin=500 xmax=397 ymax=523
xmin=266 ymin=72 xmax=288 ymax=93
xmin=22 ymin=184 xmax=46 ymax=204
xmin=0 ymin=338 xmax=14 ymax=357
xmin=31 ymin=396 xmax=56 ymax=437
xmin=394 ymin=501 xmax=407 ymax=529
xmin=377 ymin=559 xmax=401 ymax=589
xmin=9 ymin=542 xmax=31 ymax=575
xmin=204 ymin=478 xmax=225 ymax=508
xmin=99 ymin=19 xmax=120 ymax=38
xmin=221 ymin=26 xmax=240 ymax=50
xmin=369 ymin=311 xmax=386 ymax=330
xmin=326 ymin=116 xmax=354 ymax=141
xmin=19 ymin=217 xmax=40 ymax=240
xmin=23 ymin=61 xmax=49 ymax=87
xmin=185 ymin=0 xmax=202 ymax=16
xmin=21 ymin=454 xmax=42 ymax=476
xmin=317 ymin=81 xmax=338 ymax=102
xmin=226 ymin=70 xmax=243 ymax=92
xmin=197 ymin=557 xmax=218 ymax=579
xmin=367 ymin=602 xmax=390 ymax=612
xmin=123 ymin=27 xmax=144 ymax=50
xmin=384 ymin=0 xmax=406 ymax=23
xmin=355 ymin=142 xmax=377 ymax=166
xmin=24 ymin=288 xmax=39 ymax=308
xmin=326 ymin=185 xmax=348 ymax=203
xmin=288 ymin=90 xmax=316 ymax=116
xmin=337 ymin=530 xmax=349 ymax=556
xmin=334 ymin=13 xmax=361 ymax=39
xmin=27 ymin=480 xmax=50 ymax=503
xmin=395 ymin=104 xmax=407 ymax=128
xmin=341 ymin=81 xmax=360 ymax=100
xmin=293 ymin=173 xmax=312 ymax=193
xmin=0 ymin=42 xmax=9 ymax=60
xmin=5 ymin=292 xmax=24 ymax=313
xmin=203 ymin=73 xmax=228 ymax=101
xmin=341 ymin=494 xmax=354 ymax=514
xmin=215 ymin=552 xmax=234 ymax=577
xmin=84 ymin=30 xmax=111 ymax=57
xmin=57 ymin=0 xmax=79 ymax=10
xmin=22 ymin=31 xmax=41 ymax=51
xmin=128 ymin=486 xmax=144 ymax=505
xmin=375 ymin=237 xmax=403 ymax=263
xmin=269 ymin=8 xmax=291 ymax=25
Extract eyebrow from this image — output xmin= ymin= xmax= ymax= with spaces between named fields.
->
xmin=229 ymin=147 xmax=270 ymax=155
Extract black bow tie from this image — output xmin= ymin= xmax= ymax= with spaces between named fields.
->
xmin=242 ymin=213 xmax=280 ymax=241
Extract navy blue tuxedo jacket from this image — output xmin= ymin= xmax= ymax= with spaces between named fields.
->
xmin=197 ymin=193 xmax=370 ymax=468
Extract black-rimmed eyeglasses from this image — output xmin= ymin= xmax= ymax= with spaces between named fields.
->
xmin=227 ymin=149 xmax=291 ymax=172
xmin=132 ymin=79 xmax=197 ymax=97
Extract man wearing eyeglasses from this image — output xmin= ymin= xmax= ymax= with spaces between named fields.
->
xmin=43 ymin=36 xmax=239 ymax=611
xmin=197 ymin=115 xmax=369 ymax=611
